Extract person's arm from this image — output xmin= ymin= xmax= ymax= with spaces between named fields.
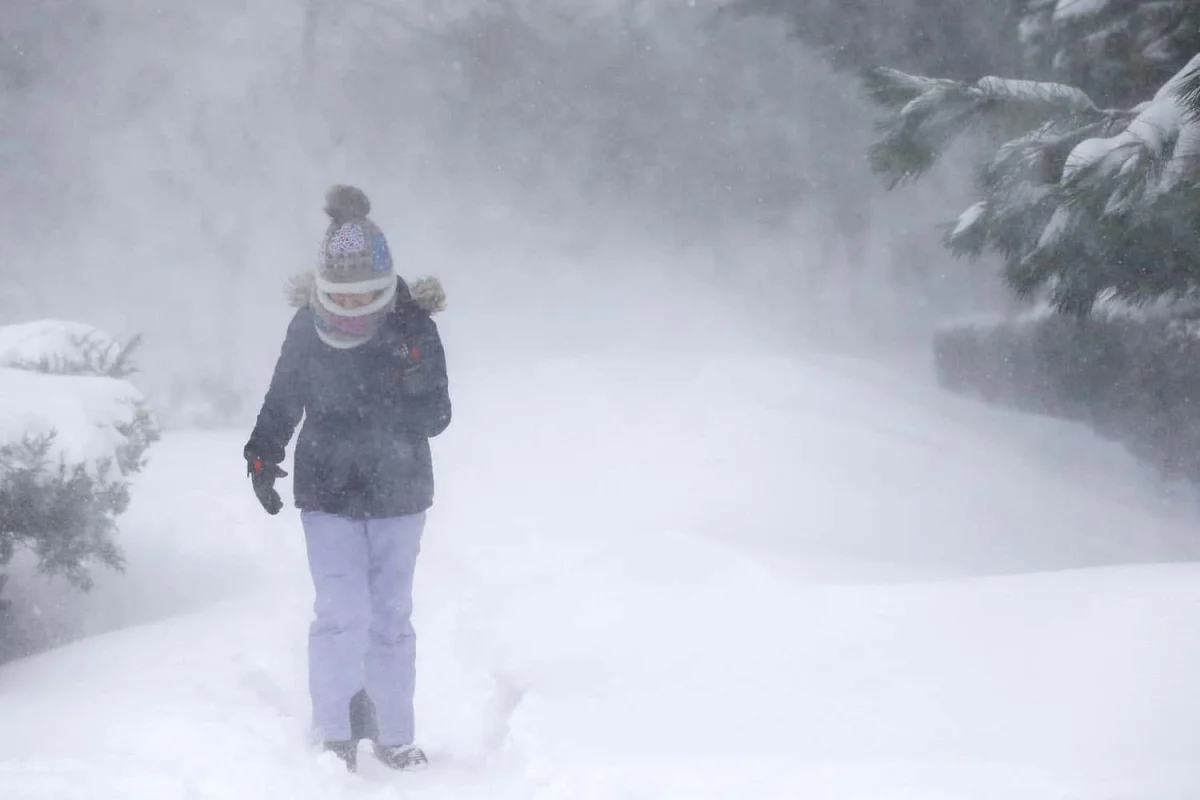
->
xmin=244 ymin=311 xmax=309 ymax=466
xmin=397 ymin=313 xmax=451 ymax=439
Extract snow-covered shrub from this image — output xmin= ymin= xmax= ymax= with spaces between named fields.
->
xmin=934 ymin=304 xmax=1200 ymax=483
xmin=0 ymin=320 xmax=159 ymax=606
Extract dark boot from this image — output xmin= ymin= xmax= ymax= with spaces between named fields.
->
xmin=372 ymin=743 xmax=428 ymax=771
xmin=322 ymin=740 xmax=358 ymax=772
xmin=349 ymin=689 xmax=378 ymax=743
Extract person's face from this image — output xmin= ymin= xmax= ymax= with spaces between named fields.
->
xmin=329 ymin=290 xmax=380 ymax=310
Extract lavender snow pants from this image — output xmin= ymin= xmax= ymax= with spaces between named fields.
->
xmin=300 ymin=510 xmax=425 ymax=747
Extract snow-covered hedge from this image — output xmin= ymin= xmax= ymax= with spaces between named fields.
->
xmin=0 ymin=321 xmax=159 ymax=604
xmin=934 ymin=306 xmax=1200 ymax=483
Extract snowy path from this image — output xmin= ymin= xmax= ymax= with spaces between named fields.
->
xmin=6 ymin=354 xmax=1200 ymax=798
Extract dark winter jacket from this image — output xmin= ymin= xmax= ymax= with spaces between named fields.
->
xmin=244 ymin=275 xmax=451 ymax=519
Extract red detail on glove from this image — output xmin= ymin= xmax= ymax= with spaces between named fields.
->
xmin=253 ymin=458 xmax=263 ymax=473
xmin=411 ymin=345 xmax=420 ymax=359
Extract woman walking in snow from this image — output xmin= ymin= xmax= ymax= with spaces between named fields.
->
xmin=243 ymin=185 xmax=451 ymax=773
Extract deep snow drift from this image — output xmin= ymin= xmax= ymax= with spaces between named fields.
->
xmin=5 ymin=351 xmax=1200 ymax=799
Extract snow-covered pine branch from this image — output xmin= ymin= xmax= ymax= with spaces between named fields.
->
xmin=1018 ymin=52 xmax=1200 ymax=312
xmin=1020 ymin=0 xmax=1200 ymax=107
xmin=861 ymin=66 xmax=1107 ymax=188
xmin=1175 ymin=60 xmax=1200 ymax=122
xmin=864 ymin=49 xmax=1200 ymax=315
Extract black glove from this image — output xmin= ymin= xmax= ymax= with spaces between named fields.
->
xmin=247 ymin=454 xmax=288 ymax=515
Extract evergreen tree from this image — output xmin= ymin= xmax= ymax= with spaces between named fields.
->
xmin=859 ymin=22 xmax=1200 ymax=314
xmin=862 ymin=57 xmax=1200 ymax=314
xmin=1017 ymin=0 xmax=1200 ymax=106
xmin=725 ymin=0 xmax=1024 ymax=81
xmin=732 ymin=1 xmax=1200 ymax=106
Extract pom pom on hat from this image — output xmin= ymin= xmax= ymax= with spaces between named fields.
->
xmin=324 ymin=184 xmax=371 ymax=223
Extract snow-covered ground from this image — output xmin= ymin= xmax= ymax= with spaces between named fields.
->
xmin=5 ymin=351 xmax=1200 ymax=799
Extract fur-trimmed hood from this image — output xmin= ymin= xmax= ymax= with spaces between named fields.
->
xmin=285 ymin=272 xmax=447 ymax=315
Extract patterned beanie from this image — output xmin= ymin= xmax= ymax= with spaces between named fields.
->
xmin=311 ymin=185 xmax=397 ymax=349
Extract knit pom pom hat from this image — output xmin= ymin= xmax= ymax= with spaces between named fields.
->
xmin=312 ymin=185 xmax=397 ymax=348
